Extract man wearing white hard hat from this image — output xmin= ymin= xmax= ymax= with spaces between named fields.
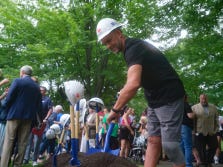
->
xmin=96 ymin=18 xmax=186 ymax=167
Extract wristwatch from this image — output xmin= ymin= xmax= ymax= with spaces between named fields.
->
xmin=112 ymin=108 xmax=120 ymax=114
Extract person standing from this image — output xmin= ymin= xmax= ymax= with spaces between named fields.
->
xmin=213 ymin=115 xmax=223 ymax=164
xmin=0 ymin=80 xmax=10 ymax=157
xmin=101 ymin=107 xmax=110 ymax=147
xmin=180 ymin=95 xmax=195 ymax=167
xmin=31 ymin=86 xmax=53 ymax=166
xmin=86 ymin=107 xmax=97 ymax=148
xmin=119 ymin=108 xmax=134 ymax=158
xmin=96 ymin=18 xmax=186 ymax=167
xmin=0 ymin=65 xmax=42 ymax=167
xmin=192 ymin=94 xmax=218 ymax=166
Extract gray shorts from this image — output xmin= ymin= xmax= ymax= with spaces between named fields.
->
xmin=147 ymin=98 xmax=184 ymax=142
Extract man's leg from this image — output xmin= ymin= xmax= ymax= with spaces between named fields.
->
xmin=181 ymin=125 xmax=193 ymax=167
xmin=32 ymin=134 xmax=42 ymax=163
xmin=13 ymin=120 xmax=32 ymax=166
xmin=0 ymin=120 xmax=18 ymax=167
xmin=145 ymin=107 xmax=162 ymax=167
xmin=195 ymin=134 xmax=206 ymax=163
xmin=23 ymin=133 xmax=33 ymax=163
xmin=213 ymin=134 xmax=221 ymax=164
xmin=163 ymin=141 xmax=185 ymax=167
xmin=207 ymin=134 xmax=218 ymax=164
xmin=0 ymin=123 xmax=6 ymax=156
xmin=39 ymin=136 xmax=48 ymax=156
xmin=144 ymin=136 xmax=161 ymax=167
xmin=156 ymin=98 xmax=185 ymax=167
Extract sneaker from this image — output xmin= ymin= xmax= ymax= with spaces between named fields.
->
xmin=33 ymin=161 xmax=38 ymax=166
xmin=38 ymin=155 xmax=44 ymax=159
xmin=214 ymin=155 xmax=219 ymax=164
xmin=37 ymin=158 xmax=44 ymax=163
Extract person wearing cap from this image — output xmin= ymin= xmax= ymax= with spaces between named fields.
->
xmin=96 ymin=18 xmax=186 ymax=167
xmin=0 ymin=65 xmax=42 ymax=167
xmin=52 ymin=105 xmax=64 ymax=125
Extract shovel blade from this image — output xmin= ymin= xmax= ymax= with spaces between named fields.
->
xmin=87 ymin=148 xmax=102 ymax=155
xmin=87 ymin=147 xmax=120 ymax=156
xmin=108 ymin=148 xmax=120 ymax=156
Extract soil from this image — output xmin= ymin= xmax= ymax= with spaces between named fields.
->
xmin=43 ymin=152 xmax=138 ymax=167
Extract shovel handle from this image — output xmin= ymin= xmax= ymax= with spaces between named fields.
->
xmin=75 ymin=110 xmax=79 ymax=138
xmin=70 ymin=105 xmax=75 ymax=138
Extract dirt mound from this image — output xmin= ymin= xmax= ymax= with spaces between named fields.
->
xmin=43 ymin=152 xmax=138 ymax=167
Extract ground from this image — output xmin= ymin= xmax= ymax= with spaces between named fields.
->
xmin=43 ymin=152 xmax=138 ymax=167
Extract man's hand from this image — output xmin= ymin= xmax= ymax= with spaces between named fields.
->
xmin=43 ymin=119 xmax=48 ymax=123
xmin=107 ymin=110 xmax=119 ymax=124
xmin=0 ymin=78 xmax=9 ymax=85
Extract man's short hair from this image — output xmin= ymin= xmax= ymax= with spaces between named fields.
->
xmin=20 ymin=65 xmax=33 ymax=76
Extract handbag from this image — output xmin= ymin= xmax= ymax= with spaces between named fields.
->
xmin=31 ymin=111 xmax=46 ymax=137
xmin=32 ymin=122 xmax=46 ymax=137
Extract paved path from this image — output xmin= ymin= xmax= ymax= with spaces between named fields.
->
xmin=157 ymin=161 xmax=223 ymax=167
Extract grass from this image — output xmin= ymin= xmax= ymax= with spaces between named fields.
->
xmin=9 ymin=161 xmax=44 ymax=167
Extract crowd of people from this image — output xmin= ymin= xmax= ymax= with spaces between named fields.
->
xmin=0 ymin=72 xmax=147 ymax=167
xmin=0 ymin=66 xmax=147 ymax=167
xmin=0 ymin=17 xmax=221 ymax=167
xmin=0 ymin=67 xmax=222 ymax=167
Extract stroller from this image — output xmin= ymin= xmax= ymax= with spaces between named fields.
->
xmin=128 ymin=122 xmax=147 ymax=163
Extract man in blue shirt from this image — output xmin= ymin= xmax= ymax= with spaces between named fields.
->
xmin=32 ymin=86 xmax=53 ymax=166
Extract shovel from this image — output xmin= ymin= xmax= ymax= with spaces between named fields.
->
xmin=95 ymin=104 xmax=100 ymax=148
xmin=69 ymin=102 xmax=81 ymax=166
xmin=53 ymin=125 xmax=66 ymax=167
xmin=64 ymin=80 xmax=84 ymax=166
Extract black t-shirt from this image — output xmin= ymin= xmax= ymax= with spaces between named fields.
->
xmin=124 ymin=38 xmax=185 ymax=108
xmin=182 ymin=102 xmax=193 ymax=129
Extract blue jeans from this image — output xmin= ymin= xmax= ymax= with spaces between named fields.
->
xmin=180 ymin=125 xmax=193 ymax=167
xmin=32 ymin=134 xmax=42 ymax=161
xmin=39 ymin=136 xmax=56 ymax=155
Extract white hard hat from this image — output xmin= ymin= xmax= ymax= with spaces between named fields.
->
xmin=59 ymin=114 xmax=70 ymax=127
xmin=96 ymin=18 xmax=122 ymax=41
xmin=46 ymin=129 xmax=56 ymax=139
xmin=50 ymin=124 xmax=61 ymax=135
xmin=88 ymin=97 xmax=104 ymax=111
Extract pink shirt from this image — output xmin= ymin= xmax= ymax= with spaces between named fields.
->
xmin=120 ymin=116 xmax=131 ymax=126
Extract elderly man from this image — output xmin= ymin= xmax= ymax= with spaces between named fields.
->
xmin=0 ymin=65 xmax=42 ymax=167
xmin=96 ymin=18 xmax=186 ymax=167
xmin=192 ymin=94 xmax=218 ymax=167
